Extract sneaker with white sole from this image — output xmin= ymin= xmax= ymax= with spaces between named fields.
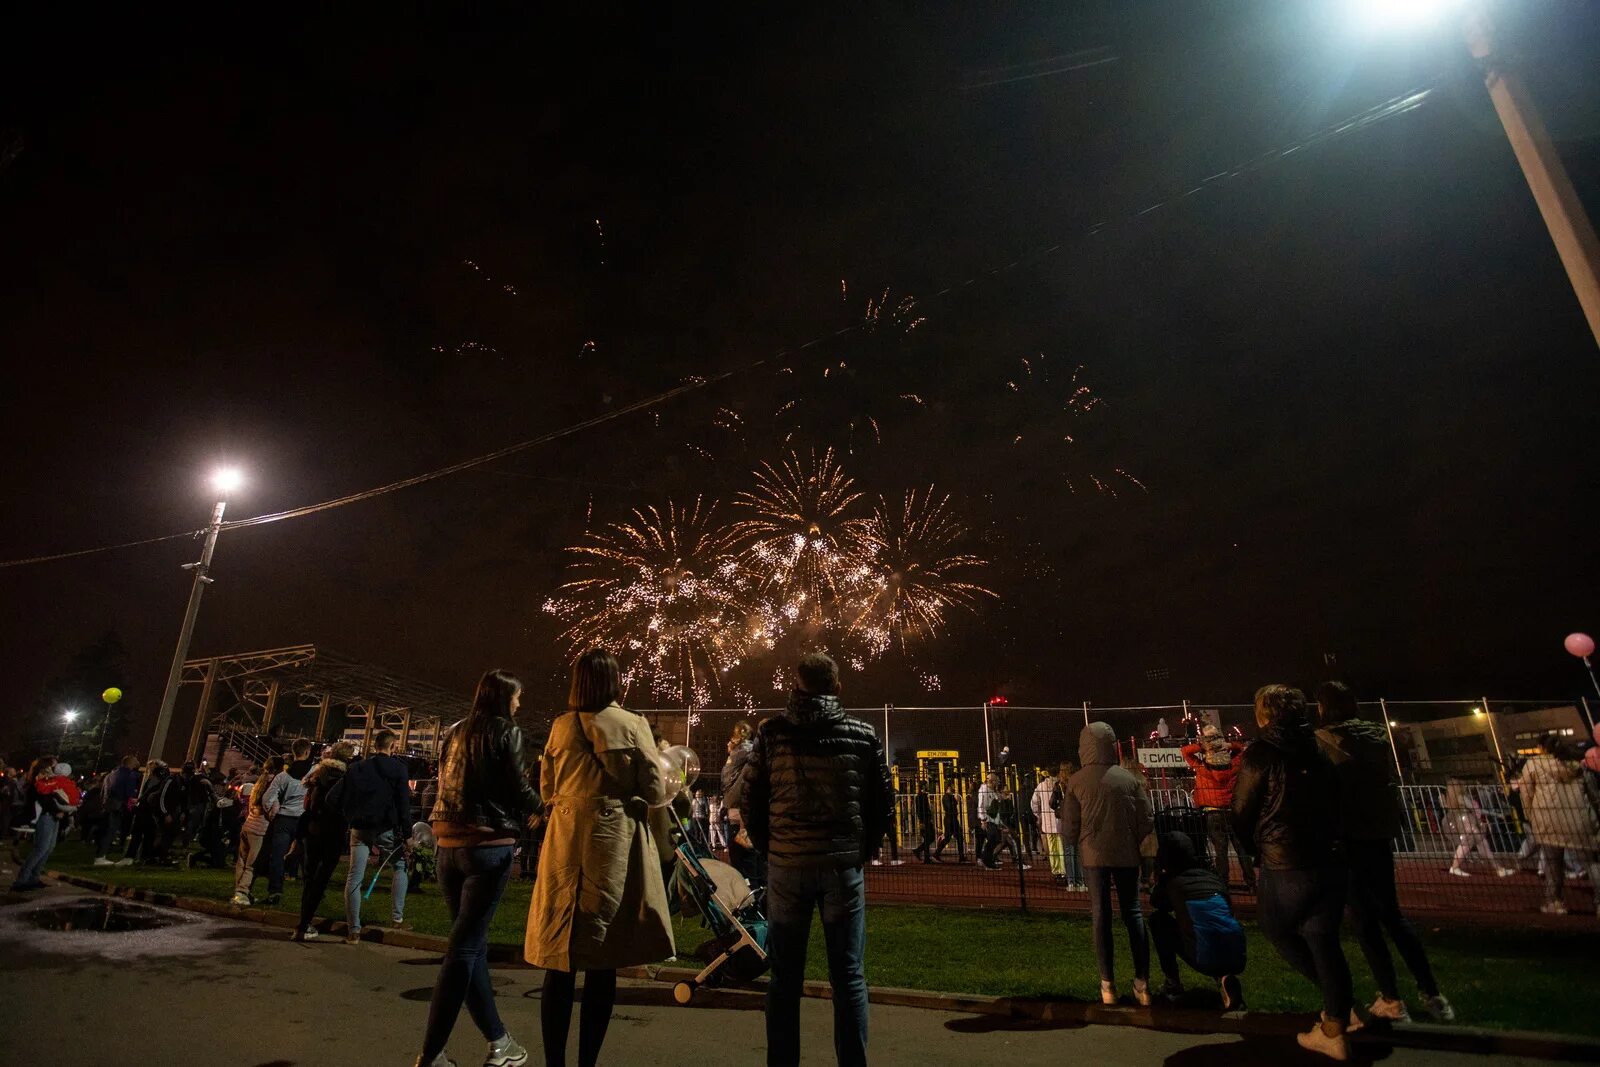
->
xmin=1368 ymin=995 xmax=1409 ymax=1021
xmin=1447 ymin=867 xmax=1469 ymax=878
xmin=1541 ymin=900 xmax=1568 ymax=915
xmin=1297 ymin=1019 xmax=1350 ymax=1061
xmin=484 ymin=1033 xmax=528 ymax=1067
xmin=114 ymin=858 xmax=135 ymax=867
xmin=1422 ymin=993 xmax=1455 ymax=1022
xmin=1100 ymin=980 xmax=1117 ymax=1005
xmin=1495 ymin=867 xmax=1514 ymax=878
xmin=230 ymin=892 xmax=251 ymax=907
xmin=414 ymin=1054 xmax=457 ymax=1067
xmin=290 ymin=927 xmax=320 ymax=942
xmin=1132 ymin=978 xmax=1151 ymax=1007
xmin=93 ymin=857 xmax=114 ymax=867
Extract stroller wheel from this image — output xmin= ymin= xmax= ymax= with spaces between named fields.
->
xmin=672 ymin=981 xmax=696 ymax=1006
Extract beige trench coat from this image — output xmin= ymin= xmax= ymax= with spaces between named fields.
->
xmin=525 ymin=703 xmax=675 ymax=972
xmin=1517 ymin=754 xmax=1600 ymax=852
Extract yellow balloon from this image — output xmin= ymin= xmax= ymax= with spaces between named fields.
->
xmin=102 ymin=687 xmax=123 ymax=704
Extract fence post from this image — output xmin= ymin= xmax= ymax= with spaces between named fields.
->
xmin=685 ymin=706 xmax=694 ymax=752
xmin=1082 ymin=700 xmax=1090 ymax=728
xmin=1482 ymin=696 xmax=1508 ymax=785
xmin=1379 ymin=698 xmax=1404 ymax=782
xmin=982 ymin=702 xmax=992 ymax=766
xmin=883 ymin=704 xmax=892 ymax=769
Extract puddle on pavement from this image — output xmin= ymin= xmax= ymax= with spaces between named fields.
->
xmin=24 ymin=899 xmax=176 ymax=933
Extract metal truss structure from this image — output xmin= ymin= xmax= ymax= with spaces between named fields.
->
xmin=179 ymin=644 xmax=466 ymax=762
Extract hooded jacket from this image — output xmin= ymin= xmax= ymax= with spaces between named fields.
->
xmin=1061 ymin=722 xmax=1153 ymax=868
xmin=1232 ymin=716 xmax=1341 ymax=870
xmin=739 ymin=689 xmax=894 ymax=868
xmin=299 ymin=758 xmax=349 ymax=845
xmin=1180 ymin=736 xmax=1245 ymax=809
xmin=1316 ymin=717 xmax=1404 ymax=842
xmin=1150 ymin=831 xmax=1246 ymax=977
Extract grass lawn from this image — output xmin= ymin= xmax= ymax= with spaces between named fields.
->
xmin=35 ymin=838 xmax=1599 ymax=1037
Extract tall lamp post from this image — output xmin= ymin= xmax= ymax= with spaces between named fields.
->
xmin=1359 ymin=0 xmax=1600 ymax=348
xmin=59 ymin=709 xmax=79 ymax=754
xmin=148 ymin=468 xmax=242 ymax=764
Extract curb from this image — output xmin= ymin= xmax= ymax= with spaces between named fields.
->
xmin=42 ymin=868 xmax=1600 ymax=1062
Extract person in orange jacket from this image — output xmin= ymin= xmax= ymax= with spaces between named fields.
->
xmin=1182 ymin=724 xmax=1255 ymax=893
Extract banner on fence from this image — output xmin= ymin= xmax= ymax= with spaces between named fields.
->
xmin=1138 ymin=748 xmax=1188 ymax=770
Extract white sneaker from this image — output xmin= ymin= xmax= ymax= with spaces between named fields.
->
xmin=230 ymin=892 xmax=251 ymax=906
xmin=1368 ymin=995 xmax=1409 ymax=1021
xmin=1422 ymin=993 xmax=1455 ymax=1022
xmin=1297 ymin=1020 xmax=1350 ymax=1061
xmin=1100 ymin=980 xmax=1117 ymax=1005
xmin=293 ymin=927 xmax=320 ymax=942
xmin=889 ymin=860 xmax=905 ymax=866
xmin=485 ymin=1033 xmax=529 ymax=1066
xmin=870 ymin=859 xmax=883 ymax=866
xmin=1132 ymin=978 xmax=1151 ymax=1007
xmin=1540 ymin=900 xmax=1568 ymax=915
xmin=93 ymin=857 xmax=114 ymax=867
xmin=1495 ymin=868 xmax=1514 ymax=878
xmin=1447 ymin=867 xmax=1469 ymax=878
xmin=114 ymin=858 xmax=134 ymax=867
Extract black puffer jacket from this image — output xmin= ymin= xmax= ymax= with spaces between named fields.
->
xmin=739 ymin=690 xmax=893 ymax=869
xmin=1316 ymin=718 xmax=1403 ymax=842
xmin=1232 ymin=717 xmax=1342 ymax=870
xmin=429 ymin=715 xmax=542 ymax=835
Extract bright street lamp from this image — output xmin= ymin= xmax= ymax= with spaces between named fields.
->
xmin=59 ymin=709 xmax=80 ymax=752
xmin=1355 ymin=1 xmax=1600 ymax=348
xmin=148 ymin=467 xmax=244 ymax=764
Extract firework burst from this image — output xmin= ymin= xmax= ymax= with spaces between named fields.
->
xmin=733 ymin=448 xmax=871 ymax=628
xmin=846 ymin=488 xmax=995 ymax=657
xmin=541 ymin=497 xmax=752 ymax=705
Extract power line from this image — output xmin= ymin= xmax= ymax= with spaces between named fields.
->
xmin=0 ymin=82 xmax=1440 ymax=570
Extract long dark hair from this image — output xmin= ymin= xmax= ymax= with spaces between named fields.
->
xmin=470 ymin=668 xmax=523 ymax=722
xmin=568 ymin=649 xmax=621 ymax=713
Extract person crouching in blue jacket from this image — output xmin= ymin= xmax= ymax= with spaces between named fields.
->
xmin=1149 ymin=830 xmax=1247 ymax=1010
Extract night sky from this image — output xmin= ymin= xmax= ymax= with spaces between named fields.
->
xmin=3 ymin=2 xmax=1599 ymax=753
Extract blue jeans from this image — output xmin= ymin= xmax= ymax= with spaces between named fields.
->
xmin=345 ymin=827 xmax=408 ymax=931
xmin=1064 ymin=843 xmax=1084 ymax=885
xmin=1085 ymin=866 xmax=1149 ymax=984
xmin=15 ymin=812 xmax=59 ymax=887
xmin=420 ymin=845 xmax=514 ymax=1060
xmin=253 ymin=813 xmax=300 ymax=894
xmin=1257 ymin=865 xmax=1353 ymax=1021
xmin=766 ymin=863 xmax=868 ymax=1067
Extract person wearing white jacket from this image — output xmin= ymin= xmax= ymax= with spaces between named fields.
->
xmin=1031 ymin=771 xmax=1063 ymax=879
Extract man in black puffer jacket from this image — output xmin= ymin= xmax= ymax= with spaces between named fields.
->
xmin=736 ymin=652 xmax=892 ymax=1067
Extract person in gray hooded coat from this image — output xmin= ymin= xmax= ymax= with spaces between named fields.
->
xmin=1062 ymin=721 xmax=1154 ymax=1005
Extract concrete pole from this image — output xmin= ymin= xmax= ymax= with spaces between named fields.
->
xmin=1378 ymin=698 xmax=1405 ymax=782
xmin=1481 ymin=696 xmax=1508 ymax=785
xmin=982 ymin=702 xmax=992 ymax=767
xmin=1465 ymin=8 xmax=1600 ymax=349
xmin=148 ymin=499 xmax=226 ymax=764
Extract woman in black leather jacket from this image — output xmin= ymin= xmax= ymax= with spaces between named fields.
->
xmin=1232 ymin=684 xmax=1354 ymax=1061
xmin=413 ymin=668 xmax=542 ymax=1067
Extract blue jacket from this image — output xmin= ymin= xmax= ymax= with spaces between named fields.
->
xmin=106 ymin=765 xmax=141 ymax=806
xmin=1150 ymin=831 xmax=1246 ymax=977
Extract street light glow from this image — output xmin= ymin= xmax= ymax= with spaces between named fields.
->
xmin=1349 ymin=0 xmax=1455 ymax=32
xmin=62 ymin=709 xmax=79 ymax=723
xmin=211 ymin=467 xmax=244 ymax=495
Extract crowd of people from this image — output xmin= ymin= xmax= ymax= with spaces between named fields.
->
xmin=5 ymin=661 xmax=1600 ymax=1066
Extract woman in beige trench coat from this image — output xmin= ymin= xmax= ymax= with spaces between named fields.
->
xmin=527 ymin=649 xmax=674 ymax=1066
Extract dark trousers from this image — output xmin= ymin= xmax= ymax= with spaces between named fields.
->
xmin=254 ymin=814 xmax=301 ymax=894
xmin=933 ymin=817 xmax=965 ymax=862
xmin=1345 ymin=838 xmax=1438 ymax=998
xmin=297 ymin=841 xmax=344 ymax=931
xmin=94 ymin=812 xmax=119 ymax=858
xmin=1204 ymin=808 xmax=1255 ymax=890
xmin=766 ymin=863 xmax=868 ymax=1067
xmin=912 ymin=819 xmax=934 ymax=861
xmin=1085 ymin=866 xmax=1149 ymax=984
xmin=729 ymin=836 xmax=766 ymax=892
xmin=420 ymin=845 xmax=514 ymax=1060
xmin=1257 ymin=865 xmax=1353 ymax=1021
xmin=976 ymin=821 xmax=996 ymax=866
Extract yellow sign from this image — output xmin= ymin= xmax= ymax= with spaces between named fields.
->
xmin=916 ymin=749 xmax=959 ymax=759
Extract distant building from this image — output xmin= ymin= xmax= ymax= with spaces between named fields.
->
xmin=1393 ymin=704 xmax=1586 ymax=783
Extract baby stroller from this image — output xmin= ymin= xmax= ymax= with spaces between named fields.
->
xmin=667 ymin=816 xmax=769 ymax=1005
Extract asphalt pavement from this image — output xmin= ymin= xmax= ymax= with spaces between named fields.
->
xmin=0 ymin=870 xmax=1570 ymax=1066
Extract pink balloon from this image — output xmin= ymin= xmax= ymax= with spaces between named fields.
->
xmin=1565 ymin=632 xmax=1596 ymax=659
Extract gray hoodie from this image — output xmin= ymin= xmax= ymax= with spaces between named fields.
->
xmin=1061 ymin=722 xmax=1153 ymax=868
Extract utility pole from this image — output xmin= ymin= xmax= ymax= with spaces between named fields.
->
xmin=1465 ymin=7 xmax=1600 ymax=349
xmin=148 ymin=497 xmax=228 ymax=763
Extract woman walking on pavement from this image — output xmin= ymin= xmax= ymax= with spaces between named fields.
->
xmin=1516 ymin=733 xmax=1600 ymax=916
xmin=1233 ymin=685 xmax=1355 ymax=1061
xmin=527 ymin=649 xmax=674 ymax=1067
xmin=414 ymin=668 xmax=542 ymax=1067
xmin=1445 ymin=779 xmax=1513 ymax=879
